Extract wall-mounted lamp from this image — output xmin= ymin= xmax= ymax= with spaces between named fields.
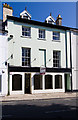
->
xmin=31 ymin=58 xmax=36 ymax=63
xmin=46 ymin=58 xmax=52 ymax=64
xmin=2 ymin=70 xmax=5 ymax=73
xmin=33 ymin=58 xmax=36 ymax=61
xmin=5 ymin=62 xmax=7 ymax=66
xmin=10 ymin=35 xmax=13 ymax=38
xmin=11 ymin=54 xmax=13 ymax=59
xmin=48 ymin=58 xmax=52 ymax=62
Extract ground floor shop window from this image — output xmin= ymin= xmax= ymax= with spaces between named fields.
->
xmin=45 ymin=75 xmax=53 ymax=89
xmin=0 ymin=75 xmax=2 ymax=92
xmin=34 ymin=75 xmax=42 ymax=90
xmin=55 ymin=75 xmax=62 ymax=89
xmin=12 ymin=74 xmax=22 ymax=91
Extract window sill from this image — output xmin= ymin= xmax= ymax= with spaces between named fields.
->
xmin=52 ymin=40 xmax=61 ymax=42
xmin=53 ymin=67 xmax=61 ymax=68
xmin=21 ymin=36 xmax=31 ymax=38
xmin=21 ymin=66 xmax=31 ymax=67
xmin=37 ymin=38 xmax=46 ymax=41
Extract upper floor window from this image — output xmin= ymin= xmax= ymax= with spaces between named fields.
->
xmin=39 ymin=29 xmax=45 ymax=39
xmin=22 ymin=26 xmax=31 ymax=37
xmin=53 ymin=51 xmax=61 ymax=67
xmin=22 ymin=48 xmax=31 ymax=67
xmin=53 ymin=32 xmax=60 ymax=40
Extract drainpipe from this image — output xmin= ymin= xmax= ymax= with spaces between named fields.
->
xmin=70 ymin=30 xmax=72 ymax=92
xmin=8 ymin=63 xmax=10 ymax=95
xmin=65 ymin=30 xmax=68 ymax=68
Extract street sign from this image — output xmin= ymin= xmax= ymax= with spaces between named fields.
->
xmin=40 ymin=66 xmax=46 ymax=75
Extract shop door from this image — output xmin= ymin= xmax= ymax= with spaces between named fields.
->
xmin=65 ymin=74 xmax=71 ymax=92
xmin=25 ymin=73 xmax=31 ymax=94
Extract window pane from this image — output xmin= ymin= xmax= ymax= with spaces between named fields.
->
xmin=55 ymin=75 xmax=62 ymax=89
xmin=53 ymin=51 xmax=61 ymax=67
xmin=12 ymin=74 xmax=22 ymax=90
xmin=39 ymin=29 xmax=45 ymax=38
xmin=53 ymin=32 xmax=60 ymax=40
xmin=22 ymin=27 xmax=24 ymax=31
xmin=22 ymin=48 xmax=31 ymax=67
xmin=22 ymin=26 xmax=31 ymax=37
xmin=34 ymin=75 xmax=42 ymax=90
xmin=45 ymin=75 xmax=53 ymax=89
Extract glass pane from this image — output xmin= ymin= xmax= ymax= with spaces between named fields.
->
xmin=12 ymin=74 xmax=22 ymax=90
xmin=34 ymin=75 xmax=42 ymax=90
xmin=53 ymin=51 xmax=61 ymax=67
xmin=22 ymin=48 xmax=30 ymax=66
xmin=22 ymin=27 xmax=24 ymax=31
xmin=22 ymin=27 xmax=30 ymax=36
xmin=45 ymin=75 xmax=53 ymax=89
xmin=55 ymin=75 xmax=62 ymax=89
xmin=53 ymin=32 xmax=60 ymax=40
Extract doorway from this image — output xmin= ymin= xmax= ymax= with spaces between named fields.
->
xmin=65 ymin=74 xmax=71 ymax=92
xmin=25 ymin=73 xmax=31 ymax=94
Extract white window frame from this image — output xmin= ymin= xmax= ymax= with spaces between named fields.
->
xmin=38 ymin=29 xmax=45 ymax=39
xmin=53 ymin=50 xmax=61 ymax=68
xmin=22 ymin=26 xmax=31 ymax=37
xmin=53 ymin=31 xmax=60 ymax=41
xmin=22 ymin=48 xmax=31 ymax=67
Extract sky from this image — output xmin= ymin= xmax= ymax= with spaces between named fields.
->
xmin=0 ymin=2 xmax=76 ymax=28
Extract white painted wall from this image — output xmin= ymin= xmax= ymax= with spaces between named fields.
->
xmin=71 ymin=31 xmax=78 ymax=90
xmin=0 ymin=33 xmax=8 ymax=96
xmin=8 ymin=20 xmax=67 ymax=69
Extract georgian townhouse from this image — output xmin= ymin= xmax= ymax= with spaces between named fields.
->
xmin=2 ymin=3 xmax=78 ymax=95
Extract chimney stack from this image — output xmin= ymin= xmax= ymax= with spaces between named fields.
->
xmin=56 ymin=14 xmax=62 ymax=26
xmin=3 ymin=3 xmax=13 ymax=22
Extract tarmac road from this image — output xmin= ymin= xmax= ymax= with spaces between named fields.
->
xmin=2 ymin=97 xmax=78 ymax=120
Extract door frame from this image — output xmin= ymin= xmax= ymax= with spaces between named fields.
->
xmin=65 ymin=73 xmax=71 ymax=92
xmin=24 ymin=73 xmax=31 ymax=94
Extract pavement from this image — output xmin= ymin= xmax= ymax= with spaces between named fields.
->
xmin=0 ymin=92 xmax=77 ymax=101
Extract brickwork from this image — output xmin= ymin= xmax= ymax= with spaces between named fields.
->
xmin=3 ymin=3 xmax=13 ymax=22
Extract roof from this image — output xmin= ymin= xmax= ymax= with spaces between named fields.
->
xmin=7 ymin=16 xmax=78 ymax=31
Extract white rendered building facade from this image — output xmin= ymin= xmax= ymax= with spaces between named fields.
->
xmin=6 ymin=15 xmax=73 ymax=95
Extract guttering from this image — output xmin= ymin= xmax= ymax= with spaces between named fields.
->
xmin=65 ymin=30 xmax=68 ymax=68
